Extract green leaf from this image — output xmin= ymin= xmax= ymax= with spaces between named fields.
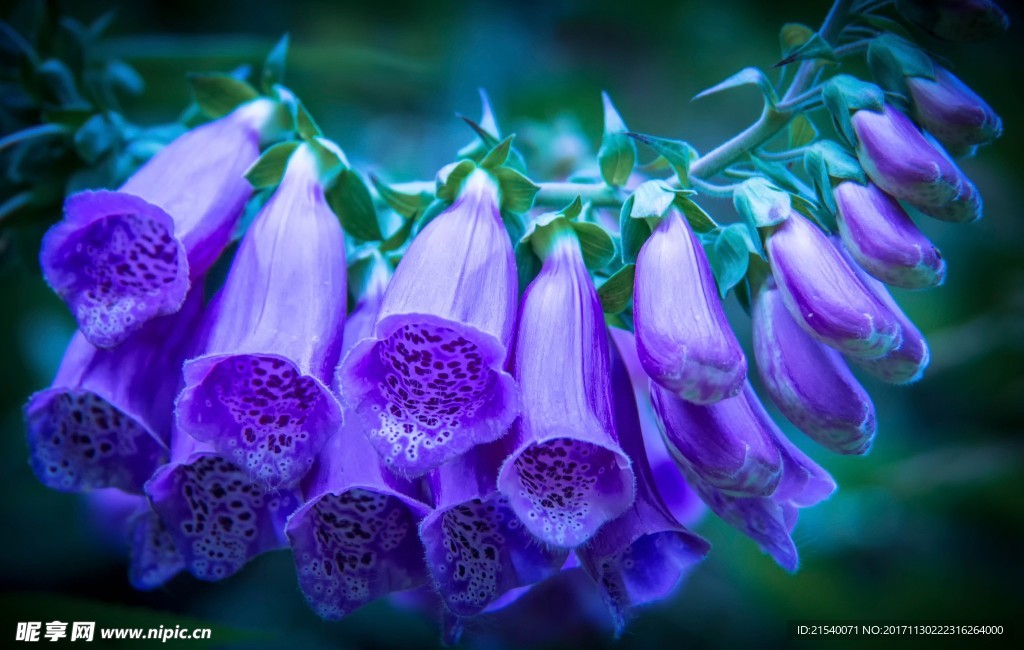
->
xmin=822 ymin=75 xmax=886 ymax=145
xmin=37 ymin=59 xmax=86 ymax=108
xmin=597 ymin=263 xmax=636 ymax=314
xmin=789 ymin=113 xmax=818 ymax=149
xmin=597 ymin=92 xmax=637 ymax=187
xmin=73 ymin=114 xmax=121 ymax=164
xmin=458 ymin=90 xmax=501 ymax=160
xmin=694 ymin=67 xmax=779 ymax=107
xmin=619 ymin=195 xmax=653 ymax=265
xmin=379 ymin=216 xmax=414 ymax=252
xmin=189 ymin=74 xmax=259 ymax=119
xmin=460 ymin=114 xmax=500 ymax=151
xmin=626 ymin=133 xmax=698 ymax=187
xmin=572 ymin=221 xmax=616 ymax=271
xmin=630 ymin=180 xmax=677 ymax=219
xmin=675 ymin=195 xmax=717 ymax=233
xmin=803 ymin=139 xmax=865 ymax=213
xmin=708 ymin=225 xmax=751 ymax=298
xmin=371 ymin=175 xmax=433 ymax=219
xmin=480 ymin=135 xmax=515 ymax=170
xmin=245 ymin=141 xmax=300 ymax=189
xmin=493 ymin=167 xmax=539 ymax=213
xmin=436 ymin=160 xmax=477 ymax=202
xmin=327 ymin=169 xmax=382 ymax=241
xmin=733 ymin=177 xmax=791 ymax=230
xmin=262 ymin=34 xmax=290 ymax=93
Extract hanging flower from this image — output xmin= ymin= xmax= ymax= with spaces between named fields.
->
xmin=176 ymin=142 xmax=345 ymax=489
xmin=633 ymin=208 xmax=746 ymax=404
xmin=336 ymin=168 xmax=519 ymax=477
xmin=40 ymin=99 xmax=276 ymax=348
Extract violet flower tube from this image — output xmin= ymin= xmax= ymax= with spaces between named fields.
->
xmin=576 ymin=333 xmax=709 ymax=634
xmin=833 ymin=181 xmax=946 ymax=290
xmin=25 ymin=289 xmax=203 ymax=493
xmin=850 ymin=104 xmax=981 ymax=223
xmin=765 ymin=212 xmax=901 ymax=360
xmin=145 ymin=428 xmax=302 ymax=582
xmin=336 ymin=168 xmax=519 ymax=477
xmin=752 ymin=279 xmax=876 ymax=455
xmin=421 ymin=440 xmax=568 ymax=618
xmin=177 ymin=143 xmax=345 ymax=489
xmin=907 ymin=65 xmax=1002 ymax=153
xmin=634 ymin=208 xmax=746 ymax=404
xmin=40 ymin=99 xmax=275 ymax=348
xmin=497 ymin=220 xmax=635 ymax=548
xmin=838 ymin=244 xmax=930 ymax=385
xmin=287 ymin=260 xmax=433 ymax=620
xmin=678 ymin=426 xmax=835 ymax=571
xmin=651 ymin=382 xmax=781 ymax=498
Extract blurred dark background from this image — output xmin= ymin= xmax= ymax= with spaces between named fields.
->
xmin=1 ymin=0 xmax=1022 ymax=647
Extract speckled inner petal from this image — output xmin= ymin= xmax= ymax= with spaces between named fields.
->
xmin=422 ymin=493 xmax=564 ymax=617
xmin=128 ymin=509 xmax=184 ymax=590
xmin=505 ymin=438 xmax=628 ymax=547
xmin=26 ymin=389 xmax=167 ymax=493
xmin=360 ymin=323 xmax=508 ymax=475
xmin=289 ymin=489 xmax=426 ymax=620
xmin=44 ymin=207 xmax=188 ymax=348
xmin=148 ymin=455 xmax=299 ymax=581
xmin=179 ymin=354 xmax=341 ymax=488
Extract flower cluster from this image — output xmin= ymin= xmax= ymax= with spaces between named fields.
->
xmin=22 ymin=0 xmax=1006 ymax=641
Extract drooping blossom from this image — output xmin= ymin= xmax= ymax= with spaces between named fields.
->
xmin=287 ymin=259 xmax=432 ymax=619
xmin=497 ymin=219 xmax=635 ymax=548
xmin=833 ymin=180 xmax=946 ymax=290
xmin=765 ymin=211 xmax=901 ymax=360
xmin=25 ymin=289 xmax=203 ymax=494
xmin=177 ymin=142 xmax=345 ymax=489
xmin=752 ymin=278 xmax=876 ymax=455
xmin=421 ymin=439 xmax=568 ymax=618
xmin=634 ymin=208 xmax=746 ymax=404
xmin=576 ymin=332 xmax=709 ymax=634
xmin=651 ymin=382 xmax=781 ymax=498
xmin=337 ymin=168 xmax=519 ymax=477
xmin=145 ymin=427 xmax=302 ymax=582
xmin=40 ymin=99 xmax=275 ymax=348
xmin=895 ymin=0 xmax=1009 ymax=43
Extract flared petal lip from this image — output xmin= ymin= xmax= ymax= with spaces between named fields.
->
xmin=40 ymin=190 xmax=190 ymax=348
xmin=373 ymin=311 xmax=512 ymax=370
xmin=25 ymin=386 xmax=169 ymax=493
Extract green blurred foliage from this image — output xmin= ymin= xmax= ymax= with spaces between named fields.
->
xmin=1 ymin=0 xmax=1022 ymax=648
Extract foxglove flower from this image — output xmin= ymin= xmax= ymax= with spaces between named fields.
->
xmin=576 ymin=333 xmax=709 ymax=634
xmin=337 ymin=168 xmax=519 ymax=477
xmin=838 ymin=244 xmax=930 ymax=384
xmin=634 ymin=208 xmax=746 ymax=404
xmin=752 ymin=278 xmax=876 ymax=455
xmin=680 ymin=431 xmax=835 ymax=571
xmin=40 ymin=99 xmax=275 ymax=348
xmin=177 ymin=143 xmax=345 ymax=489
xmin=849 ymin=104 xmax=982 ymax=223
xmin=497 ymin=222 xmax=635 ymax=548
xmin=25 ymin=289 xmax=202 ymax=493
xmin=907 ymin=65 xmax=1002 ymax=153
xmin=421 ymin=440 xmax=568 ymax=617
xmin=287 ymin=262 xmax=432 ymax=619
xmin=895 ymin=0 xmax=1009 ymax=43
xmin=833 ymin=180 xmax=946 ymax=290
xmin=145 ymin=428 xmax=302 ymax=582
xmin=652 ymin=382 xmax=781 ymax=498
xmin=765 ymin=212 xmax=901 ymax=359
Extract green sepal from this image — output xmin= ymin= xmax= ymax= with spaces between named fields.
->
xmin=379 ymin=216 xmax=414 ymax=253
xmin=803 ymin=140 xmax=866 ymax=213
xmin=189 ymin=74 xmax=260 ymax=119
xmin=327 ymin=167 xmax=382 ymax=241
xmin=618 ymin=195 xmax=653 ymax=265
xmin=457 ymin=89 xmax=500 ymax=159
xmin=518 ymin=197 xmax=614 ymax=272
xmin=493 ymin=166 xmax=539 ymax=213
xmin=694 ymin=67 xmax=779 ymax=107
xmin=630 ymin=180 xmax=679 ymax=219
xmin=675 ymin=194 xmax=717 ymax=233
xmin=779 ymin=23 xmax=814 ymax=58
xmin=597 ymin=263 xmax=636 ymax=314
xmin=371 ymin=175 xmax=433 ymax=219
xmin=436 ymin=160 xmax=478 ymax=202
xmin=261 ymin=34 xmax=290 ymax=94
xmin=822 ymin=75 xmax=886 ymax=146
xmin=750 ymin=157 xmax=807 ymax=196
xmin=733 ymin=177 xmax=792 ymax=237
xmin=705 ymin=224 xmax=753 ymax=298
xmin=480 ymin=135 xmax=515 ymax=170
xmin=626 ymin=132 xmax=698 ymax=188
xmin=244 ymin=141 xmax=300 ymax=189
xmin=572 ymin=221 xmax=617 ymax=271
xmin=775 ymin=31 xmax=837 ymax=68
xmin=273 ymin=85 xmax=322 ymax=140
xmin=867 ymin=34 xmax=935 ymax=98
xmin=597 ymin=92 xmax=637 ymax=187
